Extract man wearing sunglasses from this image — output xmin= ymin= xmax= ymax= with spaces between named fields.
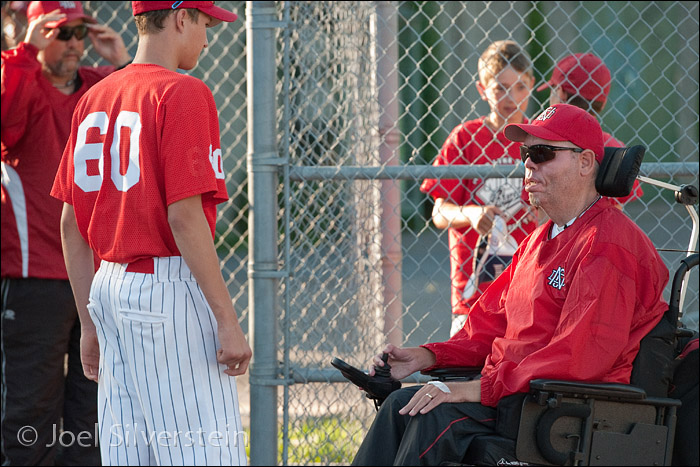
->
xmin=352 ymin=103 xmax=667 ymax=465
xmin=1 ymin=1 xmax=130 ymax=465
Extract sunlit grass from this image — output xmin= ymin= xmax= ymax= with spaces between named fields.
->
xmin=244 ymin=416 xmax=365 ymax=465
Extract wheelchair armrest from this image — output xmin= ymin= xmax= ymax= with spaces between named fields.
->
xmin=421 ymin=367 xmax=482 ymax=381
xmin=530 ymin=378 xmax=647 ymax=401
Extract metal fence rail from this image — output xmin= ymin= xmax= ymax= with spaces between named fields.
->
xmin=288 ymin=162 xmax=699 ymax=181
xmin=70 ymin=1 xmax=699 ymax=465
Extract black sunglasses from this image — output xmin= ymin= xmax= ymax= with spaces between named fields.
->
xmin=55 ymin=24 xmax=89 ymax=41
xmin=520 ymin=144 xmax=584 ymax=164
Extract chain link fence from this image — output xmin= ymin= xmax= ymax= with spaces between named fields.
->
xmin=53 ymin=1 xmax=700 ymax=464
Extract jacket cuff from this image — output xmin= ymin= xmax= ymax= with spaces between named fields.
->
xmin=480 ymin=372 xmax=496 ymax=407
xmin=419 ymin=343 xmax=442 ymax=371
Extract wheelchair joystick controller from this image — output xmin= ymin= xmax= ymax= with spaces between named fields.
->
xmin=331 ymin=352 xmax=402 ymax=409
xmin=374 ymin=353 xmax=393 ymax=379
xmin=366 ymin=353 xmax=402 ymax=409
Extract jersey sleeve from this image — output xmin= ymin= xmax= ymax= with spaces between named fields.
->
xmin=420 ymin=125 xmax=472 ymax=205
xmin=159 ymin=80 xmax=229 ymax=206
xmin=1 ymin=43 xmax=42 ymax=149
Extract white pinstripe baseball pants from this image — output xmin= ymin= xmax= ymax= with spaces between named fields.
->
xmin=87 ymin=257 xmax=247 ymax=466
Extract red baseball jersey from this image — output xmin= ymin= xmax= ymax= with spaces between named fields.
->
xmin=1 ymin=42 xmax=112 ymax=279
xmin=51 ymin=64 xmax=228 ymax=263
xmin=420 ymin=117 xmax=537 ymax=313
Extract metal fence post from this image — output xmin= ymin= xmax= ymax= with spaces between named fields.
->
xmin=246 ymin=2 xmax=281 ymax=465
xmin=374 ymin=1 xmax=403 ymax=345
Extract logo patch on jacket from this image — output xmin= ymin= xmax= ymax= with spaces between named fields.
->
xmin=547 ymin=267 xmax=565 ymax=290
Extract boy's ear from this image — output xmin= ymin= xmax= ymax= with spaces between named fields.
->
xmin=174 ymin=9 xmax=189 ymax=32
xmin=525 ymin=74 xmax=536 ymax=90
xmin=476 ymin=80 xmax=487 ymax=100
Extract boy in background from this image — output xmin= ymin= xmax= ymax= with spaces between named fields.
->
xmin=537 ymin=52 xmax=643 ymax=206
xmin=420 ymin=40 xmax=538 ymax=336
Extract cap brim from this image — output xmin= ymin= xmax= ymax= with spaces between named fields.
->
xmin=504 ymin=123 xmax=567 ymax=143
xmin=201 ymin=5 xmax=238 ymax=25
xmin=45 ymin=14 xmax=97 ymax=28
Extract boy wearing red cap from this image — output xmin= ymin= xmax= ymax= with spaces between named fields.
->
xmin=420 ymin=40 xmax=539 ymax=337
xmin=352 ymin=104 xmax=667 ymax=466
xmin=51 ymin=2 xmax=249 ymax=465
xmin=1 ymin=1 xmax=130 ymax=464
xmin=537 ymin=52 xmax=643 ymax=206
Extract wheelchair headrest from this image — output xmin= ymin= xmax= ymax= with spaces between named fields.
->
xmin=595 ymin=145 xmax=645 ymax=197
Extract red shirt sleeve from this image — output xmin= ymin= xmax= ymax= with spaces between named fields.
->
xmin=420 ymin=125 xmax=472 ymax=204
xmin=1 ymin=43 xmax=42 ymax=149
xmin=159 ymin=80 xmax=228 ymax=207
xmin=420 ymin=252 xmax=515 ymax=368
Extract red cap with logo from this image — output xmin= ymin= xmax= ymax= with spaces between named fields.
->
xmin=537 ymin=53 xmax=611 ymax=103
xmin=26 ymin=1 xmax=96 ymax=28
xmin=504 ymin=104 xmax=604 ymax=163
xmin=132 ymin=1 xmax=237 ymax=26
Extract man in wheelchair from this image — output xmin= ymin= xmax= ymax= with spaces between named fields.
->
xmin=351 ymin=103 xmax=672 ymax=466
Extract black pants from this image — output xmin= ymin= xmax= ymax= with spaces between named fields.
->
xmin=1 ymin=278 xmax=100 ymax=466
xmin=352 ymin=385 xmax=498 ymax=466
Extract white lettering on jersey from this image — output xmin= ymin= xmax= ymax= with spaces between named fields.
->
xmin=74 ymin=112 xmax=108 ymax=192
xmin=74 ymin=111 xmax=142 ymax=193
xmin=209 ymin=144 xmax=225 ymax=180
xmin=548 ymin=267 xmax=565 ymax=290
xmin=110 ymin=111 xmax=141 ymax=192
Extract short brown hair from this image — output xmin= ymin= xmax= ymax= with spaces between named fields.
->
xmin=134 ymin=8 xmax=199 ymax=34
xmin=478 ymin=40 xmax=533 ymax=85
xmin=562 ymin=92 xmax=605 ymax=116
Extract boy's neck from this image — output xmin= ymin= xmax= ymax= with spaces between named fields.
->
xmin=485 ymin=112 xmax=525 ymax=133
xmin=133 ymin=34 xmax=180 ymax=72
xmin=483 ymin=114 xmax=499 ymax=132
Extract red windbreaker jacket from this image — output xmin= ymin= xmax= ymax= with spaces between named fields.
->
xmin=422 ymin=197 xmax=668 ymax=407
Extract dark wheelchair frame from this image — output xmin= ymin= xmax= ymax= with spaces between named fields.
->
xmin=335 ymin=145 xmax=700 ymax=466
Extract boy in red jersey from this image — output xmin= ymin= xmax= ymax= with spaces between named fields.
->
xmin=420 ymin=40 xmax=538 ymax=336
xmin=51 ymin=2 xmax=251 ymax=465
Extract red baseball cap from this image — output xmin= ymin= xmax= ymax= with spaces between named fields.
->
xmin=26 ymin=1 xmax=96 ymax=28
xmin=504 ymin=104 xmax=604 ymax=163
xmin=132 ymin=1 xmax=237 ymax=26
xmin=537 ymin=53 xmax=611 ymax=103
